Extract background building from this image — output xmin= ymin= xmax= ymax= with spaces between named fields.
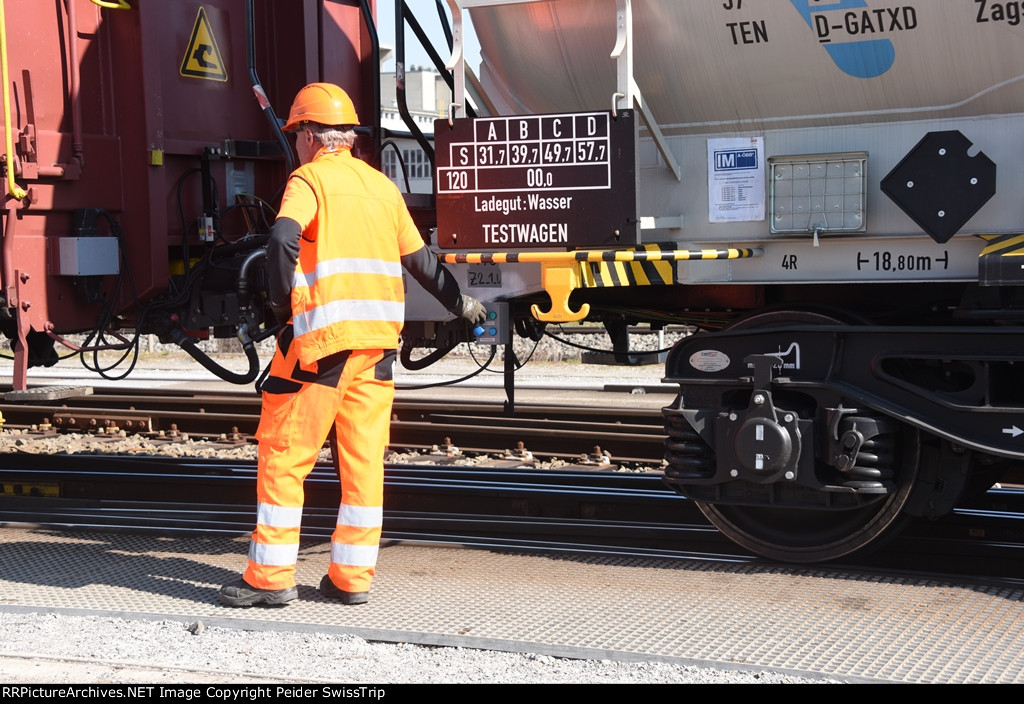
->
xmin=379 ymin=52 xmax=450 ymax=195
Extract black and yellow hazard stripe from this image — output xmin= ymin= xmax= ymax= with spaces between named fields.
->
xmin=581 ymin=243 xmax=676 ymax=288
xmin=438 ymin=244 xmax=760 ymax=281
xmin=439 ymin=245 xmax=762 ymax=322
xmin=979 ymin=233 xmax=1024 ymax=257
xmin=978 ymin=233 xmax=1024 ymax=285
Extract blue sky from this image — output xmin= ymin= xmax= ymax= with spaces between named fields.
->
xmin=375 ymin=1 xmax=481 ymax=72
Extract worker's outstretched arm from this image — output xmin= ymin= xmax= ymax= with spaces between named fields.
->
xmin=401 ymin=246 xmax=487 ymax=325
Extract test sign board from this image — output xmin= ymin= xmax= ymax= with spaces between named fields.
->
xmin=435 ymin=110 xmax=637 ymax=250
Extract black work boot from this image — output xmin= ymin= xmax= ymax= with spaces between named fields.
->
xmin=218 ymin=578 xmax=297 ymax=607
xmin=319 ymin=575 xmax=369 ymax=605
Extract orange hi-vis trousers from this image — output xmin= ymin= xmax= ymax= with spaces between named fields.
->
xmin=244 ymin=327 xmax=395 ymax=593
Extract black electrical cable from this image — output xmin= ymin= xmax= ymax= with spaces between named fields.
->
xmin=76 ymin=207 xmax=253 ymax=382
xmin=217 ymin=201 xmax=274 ymax=244
xmin=468 ymin=334 xmax=541 ymax=373
xmin=542 ymin=327 xmax=675 ymax=356
xmin=398 ymin=345 xmax=497 ymax=390
xmin=379 ymin=139 xmax=412 ymax=192
xmin=176 ymin=168 xmax=202 ymax=279
xmin=76 ymin=210 xmax=144 ymax=381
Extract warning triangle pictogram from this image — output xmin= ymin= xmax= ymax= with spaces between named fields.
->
xmin=180 ymin=7 xmax=227 ymax=82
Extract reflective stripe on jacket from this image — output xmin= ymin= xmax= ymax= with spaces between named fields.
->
xmin=278 ymin=147 xmax=425 ymax=365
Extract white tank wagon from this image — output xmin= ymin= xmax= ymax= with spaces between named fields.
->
xmin=426 ymin=0 xmax=1024 ymax=561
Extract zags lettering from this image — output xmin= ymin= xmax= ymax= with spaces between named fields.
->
xmin=976 ymin=0 xmax=1024 ymax=26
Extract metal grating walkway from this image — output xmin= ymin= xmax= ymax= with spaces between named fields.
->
xmin=1 ymin=526 xmax=1022 ymax=683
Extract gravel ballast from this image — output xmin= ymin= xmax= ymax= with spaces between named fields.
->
xmin=0 ymin=612 xmax=845 ymax=684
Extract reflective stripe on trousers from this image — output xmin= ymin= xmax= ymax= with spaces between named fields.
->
xmin=244 ymin=335 xmax=395 ymax=592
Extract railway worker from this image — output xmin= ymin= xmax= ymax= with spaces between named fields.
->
xmin=219 ymin=82 xmax=487 ymax=607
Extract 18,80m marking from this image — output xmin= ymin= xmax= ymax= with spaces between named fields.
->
xmin=857 ymin=250 xmax=949 ymax=272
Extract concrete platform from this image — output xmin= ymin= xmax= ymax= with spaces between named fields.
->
xmin=1 ymin=526 xmax=1022 ymax=683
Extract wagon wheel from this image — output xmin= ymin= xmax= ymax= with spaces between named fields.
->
xmin=691 ymin=308 xmax=921 ymax=562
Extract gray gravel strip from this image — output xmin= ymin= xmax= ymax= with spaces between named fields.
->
xmin=0 ymin=612 xmax=846 ymax=684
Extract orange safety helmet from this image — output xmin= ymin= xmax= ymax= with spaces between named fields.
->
xmin=282 ymin=83 xmax=360 ymax=131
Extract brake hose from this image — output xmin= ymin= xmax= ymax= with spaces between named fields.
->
xmin=169 ymin=326 xmax=262 ymax=385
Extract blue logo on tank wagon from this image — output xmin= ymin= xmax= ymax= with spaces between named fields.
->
xmin=789 ymin=0 xmax=913 ymax=79
xmin=714 ymin=149 xmax=758 ymax=172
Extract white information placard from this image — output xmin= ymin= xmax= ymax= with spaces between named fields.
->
xmin=708 ymin=137 xmax=765 ymax=223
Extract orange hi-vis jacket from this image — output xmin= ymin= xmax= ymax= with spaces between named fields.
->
xmin=278 ymin=146 xmax=426 ymax=366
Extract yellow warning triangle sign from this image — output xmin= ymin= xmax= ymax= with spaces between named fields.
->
xmin=180 ymin=7 xmax=227 ymax=82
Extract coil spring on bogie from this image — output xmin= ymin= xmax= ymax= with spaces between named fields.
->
xmin=662 ymin=412 xmax=715 ymax=479
xmin=839 ymin=417 xmax=898 ymax=487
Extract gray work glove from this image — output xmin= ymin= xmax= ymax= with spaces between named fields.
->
xmin=454 ymin=294 xmax=488 ymax=326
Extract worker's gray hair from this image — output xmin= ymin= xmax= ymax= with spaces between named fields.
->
xmin=307 ymin=123 xmax=356 ymax=149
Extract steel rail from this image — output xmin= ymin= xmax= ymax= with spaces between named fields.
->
xmin=3 ymin=453 xmax=1024 ymax=577
xmin=0 ymin=453 xmax=726 ymax=558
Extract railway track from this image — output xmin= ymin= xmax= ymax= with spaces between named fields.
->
xmin=0 ymin=387 xmax=670 ymax=469
xmin=0 ymin=452 xmax=723 ymax=553
xmin=2 ymin=449 xmax=1023 ymax=580
xmin=1 ymin=385 xmax=1023 ymax=579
